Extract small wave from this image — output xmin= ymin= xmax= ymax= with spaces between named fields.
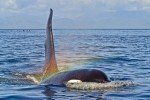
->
xmin=0 ymin=95 xmax=41 ymax=100
xmin=85 ymin=56 xmax=145 ymax=64
xmin=66 ymin=81 xmax=136 ymax=90
xmin=0 ymin=58 xmax=29 ymax=64
xmin=103 ymin=45 xmax=127 ymax=49
xmin=0 ymin=70 xmax=35 ymax=85
xmin=101 ymin=56 xmax=145 ymax=63
xmin=0 ymin=77 xmax=34 ymax=85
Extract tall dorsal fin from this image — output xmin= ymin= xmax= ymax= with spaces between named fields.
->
xmin=42 ymin=9 xmax=58 ymax=79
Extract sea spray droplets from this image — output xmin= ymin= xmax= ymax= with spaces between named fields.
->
xmin=66 ymin=81 xmax=135 ymax=90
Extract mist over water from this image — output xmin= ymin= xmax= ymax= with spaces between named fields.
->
xmin=0 ymin=29 xmax=150 ymax=99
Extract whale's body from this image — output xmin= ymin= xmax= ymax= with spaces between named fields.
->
xmin=42 ymin=69 xmax=109 ymax=85
xmin=41 ymin=9 xmax=109 ymax=85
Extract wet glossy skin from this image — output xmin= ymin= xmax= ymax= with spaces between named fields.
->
xmin=42 ymin=9 xmax=58 ymax=80
xmin=42 ymin=69 xmax=109 ymax=85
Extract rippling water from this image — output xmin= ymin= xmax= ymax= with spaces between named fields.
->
xmin=0 ymin=29 xmax=150 ymax=99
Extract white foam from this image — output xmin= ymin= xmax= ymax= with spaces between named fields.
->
xmin=66 ymin=80 xmax=135 ymax=90
xmin=26 ymin=75 xmax=39 ymax=84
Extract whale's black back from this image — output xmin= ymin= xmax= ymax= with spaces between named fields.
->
xmin=42 ymin=69 xmax=109 ymax=85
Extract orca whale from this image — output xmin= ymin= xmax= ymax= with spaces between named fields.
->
xmin=41 ymin=9 xmax=109 ymax=85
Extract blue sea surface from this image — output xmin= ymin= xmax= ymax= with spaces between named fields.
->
xmin=0 ymin=29 xmax=150 ymax=99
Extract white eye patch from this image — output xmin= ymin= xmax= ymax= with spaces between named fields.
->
xmin=67 ymin=79 xmax=82 ymax=84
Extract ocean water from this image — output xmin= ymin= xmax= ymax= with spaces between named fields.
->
xmin=0 ymin=29 xmax=150 ymax=99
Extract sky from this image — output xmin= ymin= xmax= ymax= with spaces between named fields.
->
xmin=0 ymin=0 xmax=150 ymax=29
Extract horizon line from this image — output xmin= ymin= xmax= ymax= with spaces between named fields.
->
xmin=1 ymin=28 xmax=150 ymax=30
